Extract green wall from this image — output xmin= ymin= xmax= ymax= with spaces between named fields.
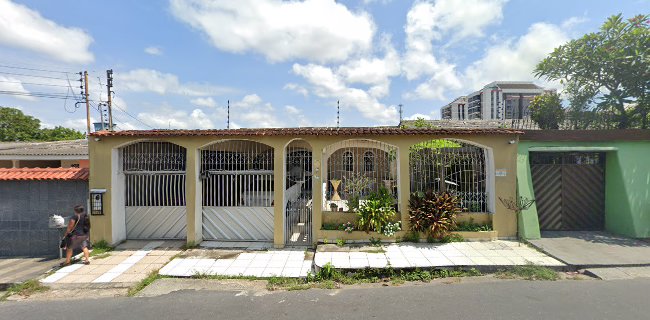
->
xmin=517 ymin=141 xmax=650 ymax=239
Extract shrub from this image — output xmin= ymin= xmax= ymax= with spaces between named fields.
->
xmin=408 ymin=191 xmax=462 ymax=238
xmin=343 ymin=173 xmax=373 ymax=212
xmin=381 ymin=221 xmax=401 ymax=237
xmin=403 ymin=231 xmax=420 ymax=243
xmin=356 ymin=199 xmax=396 ymax=234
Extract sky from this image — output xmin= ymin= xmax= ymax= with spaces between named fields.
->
xmin=0 ymin=0 xmax=648 ymax=133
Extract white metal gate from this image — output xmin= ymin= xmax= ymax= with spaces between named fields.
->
xmin=123 ymin=142 xmax=187 ymax=239
xmin=201 ymin=140 xmax=274 ymax=241
xmin=284 ymin=141 xmax=313 ymax=245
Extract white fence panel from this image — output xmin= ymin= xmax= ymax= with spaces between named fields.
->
xmin=202 ymin=207 xmax=273 ymax=241
xmin=125 ymin=206 xmax=187 ymax=239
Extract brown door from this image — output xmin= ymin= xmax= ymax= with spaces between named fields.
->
xmin=530 ymin=152 xmax=605 ymax=231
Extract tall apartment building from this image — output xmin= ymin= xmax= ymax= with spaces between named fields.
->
xmin=441 ymin=81 xmax=546 ymax=120
xmin=440 ymin=96 xmax=468 ymax=120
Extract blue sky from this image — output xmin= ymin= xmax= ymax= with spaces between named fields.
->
xmin=0 ymin=0 xmax=647 ymax=132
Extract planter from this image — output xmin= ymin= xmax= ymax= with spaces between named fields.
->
xmin=318 ymin=230 xmax=498 ymax=242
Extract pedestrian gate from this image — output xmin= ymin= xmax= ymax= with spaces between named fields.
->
xmin=530 ymin=152 xmax=605 ymax=231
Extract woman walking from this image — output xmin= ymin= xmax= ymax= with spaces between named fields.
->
xmin=61 ymin=205 xmax=91 ymax=266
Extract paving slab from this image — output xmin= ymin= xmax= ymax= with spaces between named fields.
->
xmin=0 ymin=257 xmax=60 ymax=289
xmin=584 ymin=267 xmax=650 ymax=280
xmin=528 ymin=231 xmax=650 ymax=268
xmin=315 ymin=241 xmax=565 ymax=271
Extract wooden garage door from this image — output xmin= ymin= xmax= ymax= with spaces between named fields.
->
xmin=530 ymin=152 xmax=605 ymax=231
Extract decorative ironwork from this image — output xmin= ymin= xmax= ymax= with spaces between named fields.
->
xmin=323 ymin=139 xmax=398 ymax=211
xmin=409 ymin=140 xmax=488 ymax=212
xmin=122 ymin=142 xmax=186 ymax=172
xmin=285 ymin=140 xmax=313 ymax=245
xmin=201 ymin=140 xmax=275 ymax=207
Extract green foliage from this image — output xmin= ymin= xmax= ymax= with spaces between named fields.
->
xmin=408 ymin=191 xmax=462 ymax=238
xmin=529 ymin=92 xmax=565 ymax=130
xmin=454 ymin=219 xmax=492 ymax=232
xmin=128 ymin=271 xmax=160 ymax=296
xmin=90 ymin=239 xmax=113 ymax=257
xmin=535 ymin=14 xmax=650 ymax=129
xmin=181 ymin=241 xmax=199 ymax=250
xmin=1 ymin=279 xmax=49 ymax=300
xmin=403 ymin=231 xmax=420 ymax=243
xmin=336 ymin=239 xmax=346 ymax=247
xmin=0 ymin=107 xmax=84 ymax=141
xmin=343 ymin=173 xmax=373 ymax=212
xmin=496 ymin=265 xmax=559 ymax=281
xmin=355 ymin=199 xmax=396 ymax=234
xmin=369 ymin=237 xmax=382 ymax=246
xmin=37 ymin=126 xmax=85 ymax=141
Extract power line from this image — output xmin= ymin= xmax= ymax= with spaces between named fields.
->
xmin=0 ymin=64 xmax=76 ymax=74
xmin=0 ymin=90 xmax=77 ymax=100
xmin=112 ymin=102 xmax=154 ymax=129
xmin=0 ymin=79 xmax=71 ymax=88
xmin=0 ymin=71 xmax=71 ymax=81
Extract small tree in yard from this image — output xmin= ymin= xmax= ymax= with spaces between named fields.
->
xmin=529 ymin=92 xmax=565 ymax=129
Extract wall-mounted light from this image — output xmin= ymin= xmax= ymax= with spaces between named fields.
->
xmin=94 ymin=137 xmax=101 ymax=142
xmin=508 ymin=139 xmax=516 ymax=144
xmin=90 ymin=189 xmax=107 ymax=215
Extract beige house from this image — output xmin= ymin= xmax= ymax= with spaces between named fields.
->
xmin=0 ymin=139 xmax=88 ymax=169
xmin=88 ymin=127 xmax=520 ymax=248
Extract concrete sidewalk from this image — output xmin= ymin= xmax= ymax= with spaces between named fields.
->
xmin=40 ymin=240 xmax=182 ymax=287
xmin=0 ymin=257 xmax=60 ymax=290
xmin=314 ymin=241 xmax=565 ymax=270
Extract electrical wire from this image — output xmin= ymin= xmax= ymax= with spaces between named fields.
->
xmin=0 ymin=63 xmax=77 ymax=74
xmin=112 ymin=102 xmax=154 ymax=129
xmin=0 ymin=79 xmax=71 ymax=88
xmin=0 ymin=71 xmax=71 ymax=81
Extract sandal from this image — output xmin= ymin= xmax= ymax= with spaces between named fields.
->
xmin=59 ymin=262 xmax=70 ymax=267
xmin=83 ymin=260 xmax=90 ymax=265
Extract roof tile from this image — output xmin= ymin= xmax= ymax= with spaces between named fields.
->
xmin=0 ymin=167 xmax=89 ymax=181
xmin=89 ymin=127 xmax=521 ymax=137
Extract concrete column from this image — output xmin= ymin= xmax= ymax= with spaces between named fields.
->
xmin=185 ymin=146 xmax=202 ymax=244
xmin=396 ymin=142 xmax=411 ymax=229
xmin=310 ymin=140 xmax=325 ymax=245
xmin=12 ymin=160 xmax=18 ymax=168
xmin=273 ymin=142 xmax=285 ymax=248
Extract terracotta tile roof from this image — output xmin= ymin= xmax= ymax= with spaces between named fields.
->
xmin=0 ymin=167 xmax=89 ymax=181
xmin=90 ymin=127 xmax=522 ymax=137
xmin=0 ymin=139 xmax=88 ymax=157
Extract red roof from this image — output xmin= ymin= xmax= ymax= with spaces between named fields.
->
xmin=90 ymin=127 xmax=522 ymax=137
xmin=0 ymin=167 xmax=89 ymax=181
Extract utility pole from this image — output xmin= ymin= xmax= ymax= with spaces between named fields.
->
xmin=83 ymin=71 xmax=91 ymax=134
xmin=106 ymin=69 xmax=114 ymax=131
xmin=399 ymin=104 xmax=403 ymax=125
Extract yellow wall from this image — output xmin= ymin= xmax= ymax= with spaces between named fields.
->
xmin=88 ymin=133 xmax=518 ymax=246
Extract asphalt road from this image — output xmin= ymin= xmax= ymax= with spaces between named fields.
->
xmin=2 ymin=278 xmax=648 ymax=320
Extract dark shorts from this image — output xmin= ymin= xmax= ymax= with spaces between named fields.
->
xmin=69 ymin=234 xmax=89 ymax=250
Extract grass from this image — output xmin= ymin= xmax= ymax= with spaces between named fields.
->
xmin=403 ymin=231 xmax=420 ymax=243
xmin=90 ymin=240 xmax=113 ymax=257
xmin=1 ymin=279 xmax=49 ymax=301
xmin=181 ymin=241 xmax=199 ymax=250
xmin=496 ymin=265 xmax=559 ymax=281
xmin=128 ymin=271 xmax=161 ymax=296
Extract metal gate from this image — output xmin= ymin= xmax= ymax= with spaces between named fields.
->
xmin=123 ymin=142 xmax=187 ymax=239
xmin=530 ymin=152 xmax=605 ymax=231
xmin=201 ymin=140 xmax=274 ymax=241
xmin=284 ymin=141 xmax=313 ymax=245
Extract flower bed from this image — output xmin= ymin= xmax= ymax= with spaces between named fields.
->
xmin=318 ymin=230 xmax=498 ymax=242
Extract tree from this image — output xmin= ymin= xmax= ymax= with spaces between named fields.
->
xmin=0 ymin=106 xmax=85 ymax=141
xmin=0 ymin=107 xmax=41 ymax=141
xmin=534 ymin=14 xmax=650 ymax=129
xmin=529 ymin=92 xmax=565 ymax=129
xmin=37 ymin=126 xmax=85 ymax=141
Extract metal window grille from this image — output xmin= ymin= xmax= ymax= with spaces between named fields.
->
xmin=285 ymin=140 xmax=313 ymax=245
xmin=409 ymin=140 xmax=487 ymax=212
xmin=323 ymin=140 xmax=398 ymax=211
xmin=201 ymin=140 xmax=274 ymax=207
xmin=364 ymin=151 xmax=374 ymax=172
xmin=122 ymin=142 xmax=187 ymax=206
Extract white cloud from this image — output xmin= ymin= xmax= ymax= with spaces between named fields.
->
xmin=0 ymin=76 xmax=35 ymax=101
xmin=404 ymin=113 xmax=432 ymax=120
xmin=285 ymin=105 xmax=311 ymax=127
xmin=144 ymin=46 xmax=163 ymax=56
xmin=463 ymin=22 xmax=570 ymax=90
xmin=292 ymin=63 xmax=398 ymax=124
xmin=190 ymin=97 xmax=217 ymax=108
xmin=115 ymin=69 xmax=234 ymax=96
xmin=283 ymin=83 xmax=309 ymax=97
xmin=169 ymin=0 xmax=375 ymax=63
xmin=407 ymin=0 xmax=508 ymax=42
xmin=0 ymin=0 xmax=93 ymax=63
xmin=230 ymin=94 xmax=283 ymax=128
xmin=138 ymin=107 xmax=215 ymax=129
